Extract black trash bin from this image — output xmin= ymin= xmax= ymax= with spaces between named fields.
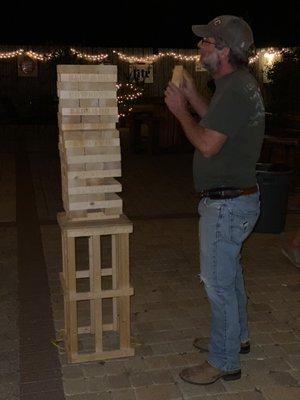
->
xmin=254 ymin=163 xmax=293 ymax=233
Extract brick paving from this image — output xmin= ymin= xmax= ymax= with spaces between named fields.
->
xmin=1 ymin=128 xmax=300 ymax=399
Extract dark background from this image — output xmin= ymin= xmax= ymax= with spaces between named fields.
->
xmin=1 ymin=1 xmax=299 ymax=48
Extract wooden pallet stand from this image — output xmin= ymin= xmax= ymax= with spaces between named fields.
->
xmin=58 ymin=213 xmax=134 ymax=363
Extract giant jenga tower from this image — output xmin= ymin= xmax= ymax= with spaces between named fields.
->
xmin=56 ymin=65 xmax=134 ymax=363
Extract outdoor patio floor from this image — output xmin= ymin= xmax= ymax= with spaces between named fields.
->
xmin=1 ymin=129 xmax=300 ymax=400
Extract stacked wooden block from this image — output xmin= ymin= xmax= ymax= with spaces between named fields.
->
xmin=57 ymin=65 xmax=122 ymax=221
xmin=57 ymin=65 xmax=134 ymax=363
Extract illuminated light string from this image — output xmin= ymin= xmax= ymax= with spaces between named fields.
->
xmin=116 ymin=83 xmax=142 ymax=118
xmin=0 ymin=48 xmax=59 ymax=61
xmin=70 ymin=48 xmax=108 ymax=62
xmin=249 ymin=47 xmax=288 ymax=65
xmin=112 ymin=50 xmax=200 ymax=63
xmin=0 ymin=47 xmax=290 ymax=66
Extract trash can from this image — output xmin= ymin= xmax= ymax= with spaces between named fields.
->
xmin=254 ymin=163 xmax=293 ymax=233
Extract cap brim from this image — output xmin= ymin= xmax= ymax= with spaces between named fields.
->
xmin=192 ymin=25 xmax=214 ymax=37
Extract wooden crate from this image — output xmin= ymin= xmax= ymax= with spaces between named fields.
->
xmin=58 ymin=213 xmax=134 ymax=363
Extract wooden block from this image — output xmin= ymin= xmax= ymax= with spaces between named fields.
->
xmin=61 ymin=122 xmax=117 ymax=131
xmin=65 ymin=146 xmax=120 ymax=156
xmin=57 ymin=81 xmax=79 ymax=91
xmin=66 ymin=155 xmax=121 ymax=164
xmin=68 ymin=193 xmax=122 ymax=211
xmin=67 ymin=169 xmax=122 ymax=181
xmin=84 ymin=146 xmax=120 ymax=155
xmin=60 ymin=107 xmax=118 ymax=116
xmin=59 ymin=99 xmax=80 ymax=108
xmin=58 ymin=74 xmax=117 ymax=83
xmin=62 ymin=131 xmax=120 ymax=140
xmin=57 ymin=65 xmax=117 ymax=74
xmin=77 ymin=82 xmax=116 ymax=91
xmin=67 ymin=178 xmax=122 ymax=195
xmin=58 ymin=90 xmax=117 ymax=100
xmin=59 ymin=115 xmax=82 ymax=124
xmin=64 ymin=138 xmax=120 ymax=148
xmin=79 ymin=99 xmax=100 ymax=107
xmin=171 ymin=65 xmax=184 ymax=87
xmin=81 ymin=116 xmax=101 ymax=123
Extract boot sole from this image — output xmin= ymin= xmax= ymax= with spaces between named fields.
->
xmin=222 ymin=370 xmax=242 ymax=381
xmin=180 ymin=370 xmax=241 ymax=385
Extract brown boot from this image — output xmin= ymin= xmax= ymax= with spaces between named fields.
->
xmin=180 ymin=360 xmax=241 ymax=385
xmin=193 ymin=337 xmax=250 ymax=354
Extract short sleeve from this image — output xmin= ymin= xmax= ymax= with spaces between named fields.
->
xmin=200 ymin=89 xmax=250 ymax=138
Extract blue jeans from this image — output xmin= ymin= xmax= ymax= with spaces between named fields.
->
xmin=198 ymin=192 xmax=260 ymax=372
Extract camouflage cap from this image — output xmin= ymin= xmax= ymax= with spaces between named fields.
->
xmin=192 ymin=15 xmax=254 ymax=60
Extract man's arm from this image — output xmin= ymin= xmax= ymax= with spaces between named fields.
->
xmin=177 ymin=112 xmax=227 ymax=157
xmin=165 ymin=83 xmax=227 ymax=157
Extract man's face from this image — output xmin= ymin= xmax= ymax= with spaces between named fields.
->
xmin=197 ymin=37 xmax=220 ymax=73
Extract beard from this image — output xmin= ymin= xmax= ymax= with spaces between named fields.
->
xmin=201 ymin=51 xmax=220 ymax=73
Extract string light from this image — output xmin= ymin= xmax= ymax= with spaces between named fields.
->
xmin=117 ymin=83 xmax=143 ymax=118
xmin=0 ymin=48 xmax=58 ymax=61
xmin=25 ymin=50 xmax=58 ymax=61
xmin=70 ymin=48 xmax=108 ymax=62
xmin=113 ymin=50 xmax=200 ymax=63
xmin=0 ymin=49 xmax=24 ymax=59
xmin=249 ymin=48 xmax=288 ymax=65
xmin=0 ymin=47 xmax=290 ymax=65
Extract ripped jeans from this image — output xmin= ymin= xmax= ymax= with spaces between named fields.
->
xmin=198 ymin=192 xmax=260 ymax=372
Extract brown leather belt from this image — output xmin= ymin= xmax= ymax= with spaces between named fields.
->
xmin=200 ymin=185 xmax=258 ymax=200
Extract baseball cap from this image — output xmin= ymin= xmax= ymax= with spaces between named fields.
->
xmin=192 ymin=15 xmax=254 ymax=60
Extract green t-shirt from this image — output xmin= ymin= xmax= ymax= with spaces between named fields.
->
xmin=193 ymin=68 xmax=265 ymax=191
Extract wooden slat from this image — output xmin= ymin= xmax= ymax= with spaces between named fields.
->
xmin=78 ymin=323 xmax=113 ymax=334
xmin=68 ymin=193 xmax=122 ymax=211
xmin=69 ymin=287 xmax=134 ymax=301
xmin=90 ymin=235 xmax=102 ymax=351
xmin=69 ymin=348 xmax=134 ymax=363
xmin=65 ymin=209 xmax=121 ymax=221
xmin=116 ymin=234 xmax=131 ymax=349
xmin=66 ymin=237 xmax=78 ymax=354
xmin=57 ymin=213 xmax=133 ymax=237
xmin=76 ymin=268 xmax=112 ymax=278
xmin=111 ymin=235 xmax=118 ymax=331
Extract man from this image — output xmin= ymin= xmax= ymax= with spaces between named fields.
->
xmin=165 ymin=15 xmax=265 ymax=385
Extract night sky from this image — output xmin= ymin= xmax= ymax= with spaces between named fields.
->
xmin=2 ymin=1 xmax=300 ymax=48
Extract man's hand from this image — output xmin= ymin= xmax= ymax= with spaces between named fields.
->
xmin=165 ymin=82 xmax=189 ymax=119
xmin=181 ymin=69 xmax=198 ymax=101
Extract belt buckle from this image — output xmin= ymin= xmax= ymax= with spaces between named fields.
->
xmin=211 ymin=189 xmax=241 ymax=199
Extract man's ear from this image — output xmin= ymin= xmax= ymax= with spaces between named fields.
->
xmin=219 ymin=47 xmax=230 ymax=60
